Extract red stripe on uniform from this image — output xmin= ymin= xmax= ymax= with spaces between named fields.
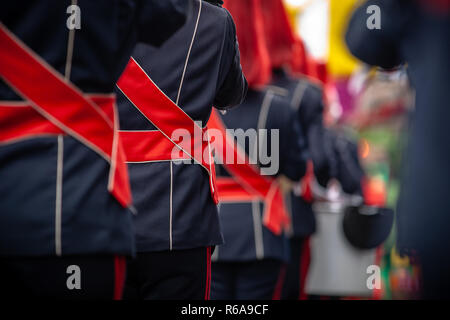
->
xmin=205 ymin=247 xmax=212 ymax=300
xmin=113 ymin=255 xmax=127 ymax=300
xmin=117 ymin=58 xmax=218 ymax=204
xmin=272 ymin=264 xmax=287 ymax=300
xmin=0 ymin=23 xmax=131 ymax=208
xmin=299 ymin=237 xmax=311 ymax=300
xmin=208 ymin=110 xmax=291 ymax=235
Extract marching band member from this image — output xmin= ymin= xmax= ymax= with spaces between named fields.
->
xmin=0 ymin=0 xmax=187 ymax=299
xmin=210 ymin=0 xmax=308 ymax=300
xmin=116 ymin=0 xmax=247 ymax=299
xmin=346 ymin=0 xmax=450 ymax=299
xmin=259 ymin=0 xmax=334 ymax=299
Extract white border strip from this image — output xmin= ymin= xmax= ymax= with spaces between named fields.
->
xmin=252 ymin=200 xmax=265 ymax=260
xmin=175 ymin=0 xmax=202 ymax=105
xmin=55 ymin=135 xmax=64 ymax=256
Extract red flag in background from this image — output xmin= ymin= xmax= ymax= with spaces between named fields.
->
xmin=224 ymin=0 xmax=271 ymax=88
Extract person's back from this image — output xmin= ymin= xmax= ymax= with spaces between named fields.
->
xmin=259 ymin=0 xmax=333 ymax=299
xmin=214 ymin=88 xmax=306 ymax=262
xmin=116 ymin=0 xmax=247 ymax=299
xmin=0 ymin=1 xmax=187 ymax=99
xmin=0 ymin=0 xmax=187 ymax=298
xmin=0 ymin=0 xmax=187 ymax=257
xmin=117 ymin=0 xmax=246 ymax=253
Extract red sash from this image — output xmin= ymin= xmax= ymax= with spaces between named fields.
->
xmin=215 ymin=177 xmax=259 ymax=203
xmin=116 ymin=58 xmax=218 ymax=204
xmin=0 ymin=23 xmax=131 ymax=208
xmin=299 ymin=160 xmax=314 ymax=203
xmin=208 ymin=110 xmax=290 ymax=235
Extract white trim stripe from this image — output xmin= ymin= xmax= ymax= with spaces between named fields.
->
xmin=169 ymin=161 xmax=174 ymax=251
xmin=176 ymin=0 xmax=202 ymax=105
xmin=256 ymin=92 xmax=273 ymax=168
xmin=55 ymin=135 xmax=64 ymax=256
xmin=0 ymin=134 xmax=62 ymax=146
xmin=107 ymin=103 xmax=119 ymax=193
xmin=291 ymin=81 xmax=307 ymax=111
xmin=265 ymin=85 xmax=289 ymax=97
xmin=257 ymin=91 xmax=273 ymax=133
xmin=64 ymin=0 xmax=77 ymax=81
xmin=118 ymin=129 xmax=159 ymax=133
xmin=252 ymin=200 xmax=264 ymax=260
xmin=125 ymin=159 xmax=183 ymax=164
xmin=251 ymin=91 xmax=275 ymax=260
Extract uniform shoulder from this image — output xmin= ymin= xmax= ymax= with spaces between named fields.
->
xmin=265 ymin=85 xmax=290 ymax=98
xmin=201 ymin=0 xmax=235 ymax=39
xmin=202 ymin=0 xmax=230 ymax=21
xmin=293 ymin=76 xmax=323 ymax=104
xmin=296 ymin=75 xmax=323 ymax=91
xmin=267 ymin=89 xmax=296 ymax=118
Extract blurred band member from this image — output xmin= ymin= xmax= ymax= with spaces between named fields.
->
xmin=210 ymin=0 xmax=307 ymax=300
xmin=346 ymin=0 xmax=450 ymax=299
xmin=259 ymin=0 xmax=334 ymax=299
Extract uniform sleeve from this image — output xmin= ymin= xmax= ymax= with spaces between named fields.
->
xmin=299 ymin=85 xmax=332 ymax=185
xmin=345 ymin=0 xmax=409 ymax=69
xmin=136 ymin=0 xmax=188 ymax=46
xmin=279 ymin=104 xmax=308 ymax=181
xmin=334 ymin=136 xmax=365 ymax=195
xmin=318 ymin=129 xmax=340 ymax=187
xmin=213 ymin=10 xmax=248 ymax=110
xmin=308 ymin=122 xmax=331 ymax=185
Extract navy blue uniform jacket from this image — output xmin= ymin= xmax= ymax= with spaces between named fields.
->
xmin=213 ymin=88 xmax=307 ymax=262
xmin=270 ymin=69 xmax=332 ymax=238
xmin=0 ymin=0 xmax=187 ymax=257
xmin=116 ymin=0 xmax=247 ymax=253
xmin=326 ymin=130 xmax=364 ymax=195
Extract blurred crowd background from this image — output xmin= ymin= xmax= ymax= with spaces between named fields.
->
xmin=276 ymin=0 xmax=419 ymax=299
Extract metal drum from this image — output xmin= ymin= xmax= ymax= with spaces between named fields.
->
xmin=305 ymin=201 xmax=377 ymax=297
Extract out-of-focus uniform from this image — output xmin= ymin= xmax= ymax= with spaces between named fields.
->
xmin=271 ymin=70 xmax=331 ymax=299
xmin=259 ymin=0 xmax=333 ymax=299
xmin=346 ymin=0 xmax=450 ymax=298
xmin=210 ymin=0 xmax=307 ymax=300
xmin=211 ymin=87 xmax=307 ymax=300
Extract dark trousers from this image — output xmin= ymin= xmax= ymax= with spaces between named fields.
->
xmin=281 ymin=237 xmax=310 ymax=300
xmin=123 ymin=247 xmax=212 ymax=300
xmin=0 ymin=255 xmax=126 ymax=299
xmin=211 ymin=259 xmax=284 ymax=300
xmin=420 ymin=251 xmax=450 ymax=299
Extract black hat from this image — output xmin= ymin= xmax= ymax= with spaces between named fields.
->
xmin=343 ymin=205 xmax=394 ymax=250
